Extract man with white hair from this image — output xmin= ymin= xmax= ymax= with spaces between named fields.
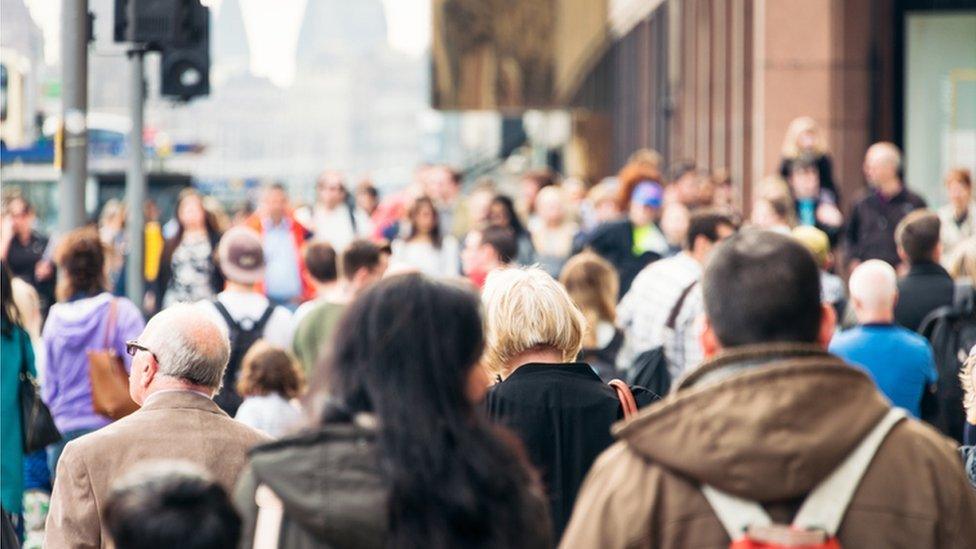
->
xmin=845 ymin=142 xmax=927 ymax=268
xmin=44 ymin=305 xmax=270 ymax=549
xmin=829 ymin=260 xmax=938 ymax=418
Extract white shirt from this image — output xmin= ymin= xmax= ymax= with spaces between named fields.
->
xmin=616 ymin=252 xmax=703 ymax=375
xmin=391 ymin=236 xmax=461 ymax=278
xmin=309 ymin=204 xmax=372 ymax=252
xmin=199 ymin=290 xmax=293 ymax=349
xmin=234 ymin=393 xmax=303 ymax=439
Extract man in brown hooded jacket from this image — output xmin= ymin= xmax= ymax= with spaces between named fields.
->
xmin=560 ymin=231 xmax=976 ymax=548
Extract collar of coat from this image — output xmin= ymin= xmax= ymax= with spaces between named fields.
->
xmin=612 ymin=342 xmax=891 ymax=501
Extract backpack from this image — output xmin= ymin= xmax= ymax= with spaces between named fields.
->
xmin=212 ymin=300 xmax=276 ymax=416
xmin=625 ymin=281 xmax=698 ymax=399
xmin=919 ymin=283 xmax=976 ymax=443
xmin=701 ymin=408 xmax=905 ymax=549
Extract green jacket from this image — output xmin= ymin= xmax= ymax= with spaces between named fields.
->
xmin=291 ymin=302 xmax=345 ymax=374
xmin=1 ymin=320 xmax=36 ymax=513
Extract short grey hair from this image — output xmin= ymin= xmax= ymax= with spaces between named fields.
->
xmin=141 ymin=304 xmax=230 ymax=389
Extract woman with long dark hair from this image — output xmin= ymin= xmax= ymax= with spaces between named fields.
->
xmin=236 ymin=274 xmax=551 ymax=549
xmin=154 ymin=189 xmax=224 ymax=309
xmin=488 ymin=195 xmax=536 ymax=266
xmin=391 ymin=196 xmax=460 ymax=277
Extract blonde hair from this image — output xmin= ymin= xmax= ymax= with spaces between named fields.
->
xmin=559 ymin=252 xmax=617 ymax=348
xmin=948 ymin=238 xmax=976 ymax=281
xmin=962 ymin=346 xmax=976 ymax=424
xmin=481 ymin=267 xmax=585 ymax=378
xmin=781 ymin=116 xmax=827 ymax=158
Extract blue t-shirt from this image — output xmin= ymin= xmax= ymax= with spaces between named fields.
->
xmin=829 ymin=324 xmax=937 ymax=418
xmin=262 ymin=218 xmax=302 ymax=301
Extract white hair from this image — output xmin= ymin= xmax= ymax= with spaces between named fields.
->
xmin=849 ymin=260 xmax=898 ymax=311
xmin=142 ymin=304 xmax=230 ymax=389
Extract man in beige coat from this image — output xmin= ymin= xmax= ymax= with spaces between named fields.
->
xmin=561 ymin=231 xmax=976 ymax=548
xmin=45 ymin=304 xmax=270 ymax=549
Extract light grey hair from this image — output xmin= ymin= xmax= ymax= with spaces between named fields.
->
xmin=141 ymin=304 xmax=230 ymax=389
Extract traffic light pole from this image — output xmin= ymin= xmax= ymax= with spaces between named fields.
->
xmin=125 ymin=49 xmax=146 ymax=308
xmin=59 ymin=0 xmax=88 ymax=232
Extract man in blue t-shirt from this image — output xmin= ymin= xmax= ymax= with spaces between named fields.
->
xmin=830 ymin=260 xmax=937 ymax=418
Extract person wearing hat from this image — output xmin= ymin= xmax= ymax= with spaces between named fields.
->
xmin=577 ymin=180 xmax=669 ymax=297
xmin=792 ymin=225 xmax=846 ymax=319
xmin=199 ymin=226 xmax=293 ymax=415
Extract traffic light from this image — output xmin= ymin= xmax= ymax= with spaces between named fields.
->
xmin=160 ymin=1 xmax=210 ymax=100
xmin=114 ymin=0 xmax=182 ymax=47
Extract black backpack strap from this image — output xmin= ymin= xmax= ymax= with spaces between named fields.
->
xmin=347 ymin=202 xmax=358 ymax=234
xmin=212 ymin=299 xmax=241 ymax=331
xmin=665 ymin=280 xmax=699 ymax=330
xmin=253 ymin=304 xmax=277 ymax=333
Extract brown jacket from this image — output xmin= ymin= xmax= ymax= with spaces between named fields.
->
xmin=560 ymin=344 xmax=976 ymax=548
xmin=45 ymin=391 xmax=270 ymax=549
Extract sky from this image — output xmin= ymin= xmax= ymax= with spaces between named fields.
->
xmin=25 ymin=0 xmax=432 ymax=87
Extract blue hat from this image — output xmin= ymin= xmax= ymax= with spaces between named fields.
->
xmin=631 ymin=181 xmax=663 ymax=208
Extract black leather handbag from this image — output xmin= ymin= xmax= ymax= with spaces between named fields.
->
xmin=18 ymin=330 xmax=61 ymax=453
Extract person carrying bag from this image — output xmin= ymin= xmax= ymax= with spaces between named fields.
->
xmin=87 ymin=299 xmax=139 ymax=420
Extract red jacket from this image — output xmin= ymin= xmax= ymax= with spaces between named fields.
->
xmin=245 ymin=214 xmax=315 ymax=302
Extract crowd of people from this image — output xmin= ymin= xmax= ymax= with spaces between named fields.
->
xmin=2 ymin=114 xmax=976 ymax=548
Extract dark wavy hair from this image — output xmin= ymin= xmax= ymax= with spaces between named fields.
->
xmin=54 ymin=227 xmax=109 ymax=301
xmin=160 ymin=189 xmax=222 ymax=270
xmin=320 ymin=274 xmax=543 ymax=548
xmin=488 ymin=195 xmax=529 ymax=237
xmin=406 ymin=196 xmax=443 ymax=248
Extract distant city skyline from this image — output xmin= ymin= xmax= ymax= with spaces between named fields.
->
xmin=23 ymin=0 xmax=432 ymax=86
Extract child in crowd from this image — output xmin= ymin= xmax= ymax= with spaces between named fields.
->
xmin=234 ymin=341 xmax=305 ymax=438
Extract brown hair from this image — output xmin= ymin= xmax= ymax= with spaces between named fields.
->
xmin=303 ymin=240 xmax=338 ymax=283
xmin=55 ymin=227 xmax=109 ymax=301
xmin=340 ymin=239 xmax=382 ymax=280
xmin=945 ymin=168 xmax=972 ymax=190
xmin=616 ymin=161 xmax=662 ymax=211
xmin=559 ymin=252 xmax=618 ymax=348
xmin=236 ymin=340 xmax=305 ymax=399
xmin=895 ymin=210 xmax=941 ymax=264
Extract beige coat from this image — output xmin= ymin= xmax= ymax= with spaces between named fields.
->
xmin=560 ymin=344 xmax=976 ymax=548
xmin=45 ymin=391 xmax=270 ymax=549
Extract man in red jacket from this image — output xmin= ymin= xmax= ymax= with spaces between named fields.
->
xmin=245 ymin=183 xmax=314 ymax=308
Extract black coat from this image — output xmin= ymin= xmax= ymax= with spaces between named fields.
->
xmin=845 ymin=187 xmax=926 ymax=266
xmin=485 ymin=363 xmax=649 ymax=539
xmin=578 ymin=220 xmax=661 ymax=297
xmin=895 ymin=261 xmax=955 ymax=332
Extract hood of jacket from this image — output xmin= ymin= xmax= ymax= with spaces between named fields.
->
xmin=47 ymin=292 xmax=115 ymax=344
xmin=246 ymin=419 xmax=388 ymax=546
xmin=613 ymin=343 xmax=891 ymax=502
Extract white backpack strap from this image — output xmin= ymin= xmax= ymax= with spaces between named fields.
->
xmin=792 ymin=407 xmax=906 ymax=534
xmin=253 ymin=484 xmax=284 ymax=549
xmin=701 ymin=484 xmax=772 ymax=540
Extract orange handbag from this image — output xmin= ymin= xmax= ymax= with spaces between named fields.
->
xmin=88 ymin=299 xmax=139 ymax=420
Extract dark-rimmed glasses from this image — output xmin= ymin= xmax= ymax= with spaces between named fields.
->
xmin=125 ymin=340 xmax=156 ymax=360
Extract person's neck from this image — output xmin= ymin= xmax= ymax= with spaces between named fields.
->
xmin=183 ymin=224 xmax=206 ymax=235
xmin=267 ymin=215 xmax=285 ymax=225
xmin=140 ymin=378 xmax=213 ymax=405
xmin=225 ymin=281 xmax=255 ymax=293
xmin=320 ymin=201 xmax=343 ymax=212
xmin=858 ymin=311 xmax=895 ymax=325
xmin=313 ymin=281 xmax=339 ymax=299
xmin=544 ymin=218 xmax=563 ymax=229
xmin=876 ymin=178 xmax=903 ymax=198
xmin=503 ymin=348 xmax=565 ymax=378
xmin=15 ymin=229 xmax=31 ymax=243
xmin=411 ymin=232 xmax=433 ymax=243
xmin=953 ymin=202 xmax=971 ymax=218
xmin=688 ymin=248 xmax=707 ymax=265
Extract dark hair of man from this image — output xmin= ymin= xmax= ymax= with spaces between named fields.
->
xmin=339 ymin=239 xmax=381 ymax=281
xmin=480 ymin=225 xmax=518 ymax=265
xmin=407 ymin=196 xmax=443 ymax=248
xmin=703 ymin=230 xmax=822 ymax=346
xmin=895 ymin=210 xmax=941 ymax=265
xmin=265 ymin=181 xmax=287 ymax=194
xmin=356 ymin=181 xmax=379 ymax=198
xmin=1 ymin=263 xmax=23 ymax=336
xmin=303 ymin=240 xmax=338 ymax=283
xmin=103 ymin=469 xmax=241 ymax=549
xmin=319 ymin=274 xmax=543 ymax=548
xmin=669 ymin=160 xmax=697 ymax=182
xmin=685 ymin=210 xmax=736 ymax=251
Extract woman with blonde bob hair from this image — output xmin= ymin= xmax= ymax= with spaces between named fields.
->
xmin=778 ymin=116 xmax=839 ymax=201
xmin=483 ymin=266 xmax=648 ymax=539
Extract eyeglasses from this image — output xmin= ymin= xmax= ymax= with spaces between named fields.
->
xmin=125 ymin=340 xmax=156 ymax=359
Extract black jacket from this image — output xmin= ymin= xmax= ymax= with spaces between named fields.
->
xmin=895 ymin=261 xmax=955 ymax=332
xmin=578 ymin=220 xmax=661 ymax=297
xmin=845 ymin=187 xmax=926 ymax=266
xmin=485 ymin=363 xmax=649 ymax=539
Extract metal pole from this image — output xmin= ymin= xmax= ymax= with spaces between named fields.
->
xmin=125 ymin=49 xmax=145 ymax=307
xmin=59 ymin=0 xmax=88 ymax=232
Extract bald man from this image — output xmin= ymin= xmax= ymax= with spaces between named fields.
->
xmin=829 ymin=260 xmax=938 ymax=418
xmin=846 ymin=142 xmax=927 ymax=268
xmin=45 ymin=305 xmax=270 ymax=549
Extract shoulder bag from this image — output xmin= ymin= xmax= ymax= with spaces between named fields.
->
xmin=18 ymin=328 xmax=61 ymax=453
xmin=88 ymin=299 xmax=139 ymax=420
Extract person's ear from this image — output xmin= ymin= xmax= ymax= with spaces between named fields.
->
xmin=700 ymin=316 xmax=722 ymax=359
xmin=933 ymin=242 xmax=943 ymax=264
xmin=817 ymin=303 xmax=837 ymax=349
xmin=142 ymin=354 xmax=158 ymax=388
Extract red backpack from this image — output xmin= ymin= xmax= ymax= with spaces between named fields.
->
xmin=701 ymin=408 xmax=905 ymax=549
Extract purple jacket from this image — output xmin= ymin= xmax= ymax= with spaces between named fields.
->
xmin=42 ymin=292 xmax=145 ymax=433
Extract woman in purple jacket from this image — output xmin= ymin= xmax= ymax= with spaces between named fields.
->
xmin=42 ymin=228 xmax=145 ymax=478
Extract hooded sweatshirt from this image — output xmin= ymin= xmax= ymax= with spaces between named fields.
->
xmin=42 ymin=292 xmax=145 ymax=433
xmin=560 ymin=343 xmax=976 ymax=548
